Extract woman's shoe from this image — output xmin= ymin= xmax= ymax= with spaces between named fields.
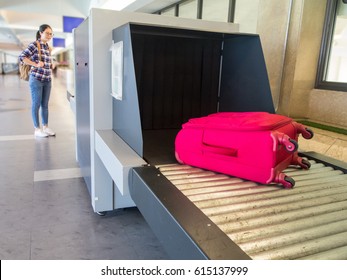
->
xmin=35 ymin=129 xmax=48 ymax=138
xmin=43 ymin=127 xmax=55 ymax=136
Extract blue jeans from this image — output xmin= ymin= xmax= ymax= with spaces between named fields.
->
xmin=29 ymin=76 xmax=52 ymax=128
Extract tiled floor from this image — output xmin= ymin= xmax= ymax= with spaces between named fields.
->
xmin=1 ymin=74 xmax=346 ymax=260
xmin=0 ymin=74 xmax=168 ymax=260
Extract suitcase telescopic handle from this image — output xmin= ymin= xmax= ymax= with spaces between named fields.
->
xmin=202 ymin=143 xmax=238 ymax=157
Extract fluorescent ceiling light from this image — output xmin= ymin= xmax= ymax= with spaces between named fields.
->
xmin=101 ymin=0 xmax=136 ymax=10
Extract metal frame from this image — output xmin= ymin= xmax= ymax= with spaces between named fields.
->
xmin=130 ymin=165 xmax=251 ymax=260
xmin=315 ymin=0 xmax=347 ymax=92
xmin=301 ymin=152 xmax=347 ymax=174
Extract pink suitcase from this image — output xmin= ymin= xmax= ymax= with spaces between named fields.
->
xmin=175 ymin=112 xmax=314 ymax=188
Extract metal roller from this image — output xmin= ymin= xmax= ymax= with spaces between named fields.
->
xmin=165 ymin=173 xmax=230 ymax=185
xmin=298 ymin=246 xmax=347 ymax=260
xmin=228 ymin=210 xmax=347 ymax=244
xmin=215 ymin=200 xmax=347 ymax=231
xmin=165 ymin=170 xmax=219 ymax=180
xmin=176 ymin=178 xmax=246 ymax=191
xmin=157 ymin=159 xmax=347 ymax=259
xmin=208 ymin=194 xmax=347 ymax=224
xmin=251 ymin=232 xmax=347 ymax=260
xmin=184 ymin=174 xmax=345 ymax=202
xmin=203 ymin=189 xmax=347 ymax=216
xmin=190 ymin=177 xmax=347 ymax=205
xmin=194 ymin=181 xmax=347 ymax=209
xmin=180 ymin=181 xmax=259 ymax=196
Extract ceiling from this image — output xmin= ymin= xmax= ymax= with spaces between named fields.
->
xmin=0 ymin=0 xmax=180 ymax=55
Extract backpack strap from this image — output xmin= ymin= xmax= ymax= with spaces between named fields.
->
xmin=36 ymin=41 xmax=41 ymax=61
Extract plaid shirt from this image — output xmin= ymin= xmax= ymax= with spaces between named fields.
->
xmin=19 ymin=39 xmax=52 ymax=82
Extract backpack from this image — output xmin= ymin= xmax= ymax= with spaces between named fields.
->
xmin=19 ymin=41 xmax=41 ymax=81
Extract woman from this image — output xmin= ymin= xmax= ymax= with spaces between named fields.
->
xmin=19 ymin=24 xmax=55 ymax=138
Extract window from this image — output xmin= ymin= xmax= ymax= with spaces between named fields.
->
xmin=157 ymin=0 xmax=235 ymax=23
xmin=202 ymin=0 xmax=231 ymax=22
xmin=316 ymin=0 xmax=347 ymax=92
xmin=178 ymin=0 xmax=198 ymax=19
xmin=161 ymin=6 xmax=177 ymax=17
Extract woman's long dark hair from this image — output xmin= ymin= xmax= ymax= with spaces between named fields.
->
xmin=36 ymin=24 xmax=52 ymax=40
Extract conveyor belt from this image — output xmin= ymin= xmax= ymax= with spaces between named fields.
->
xmin=157 ymin=159 xmax=347 ymax=260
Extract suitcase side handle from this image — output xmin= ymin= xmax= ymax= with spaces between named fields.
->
xmin=202 ymin=142 xmax=238 ymax=157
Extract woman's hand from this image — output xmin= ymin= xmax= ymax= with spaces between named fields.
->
xmin=22 ymin=57 xmax=43 ymax=68
xmin=36 ymin=61 xmax=44 ymax=68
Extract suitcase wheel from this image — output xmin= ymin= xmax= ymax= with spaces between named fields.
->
xmin=276 ymin=173 xmax=295 ymax=188
xmin=284 ymin=138 xmax=298 ymax=153
xmin=299 ymin=158 xmax=311 ymax=169
xmin=295 ymin=123 xmax=314 ymax=139
xmin=277 ymin=132 xmax=299 ymax=153
xmin=302 ymin=127 xmax=314 ymax=139
xmin=275 ymin=133 xmax=298 ymax=153
xmin=283 ymin=176 xmax=295 ymax=188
